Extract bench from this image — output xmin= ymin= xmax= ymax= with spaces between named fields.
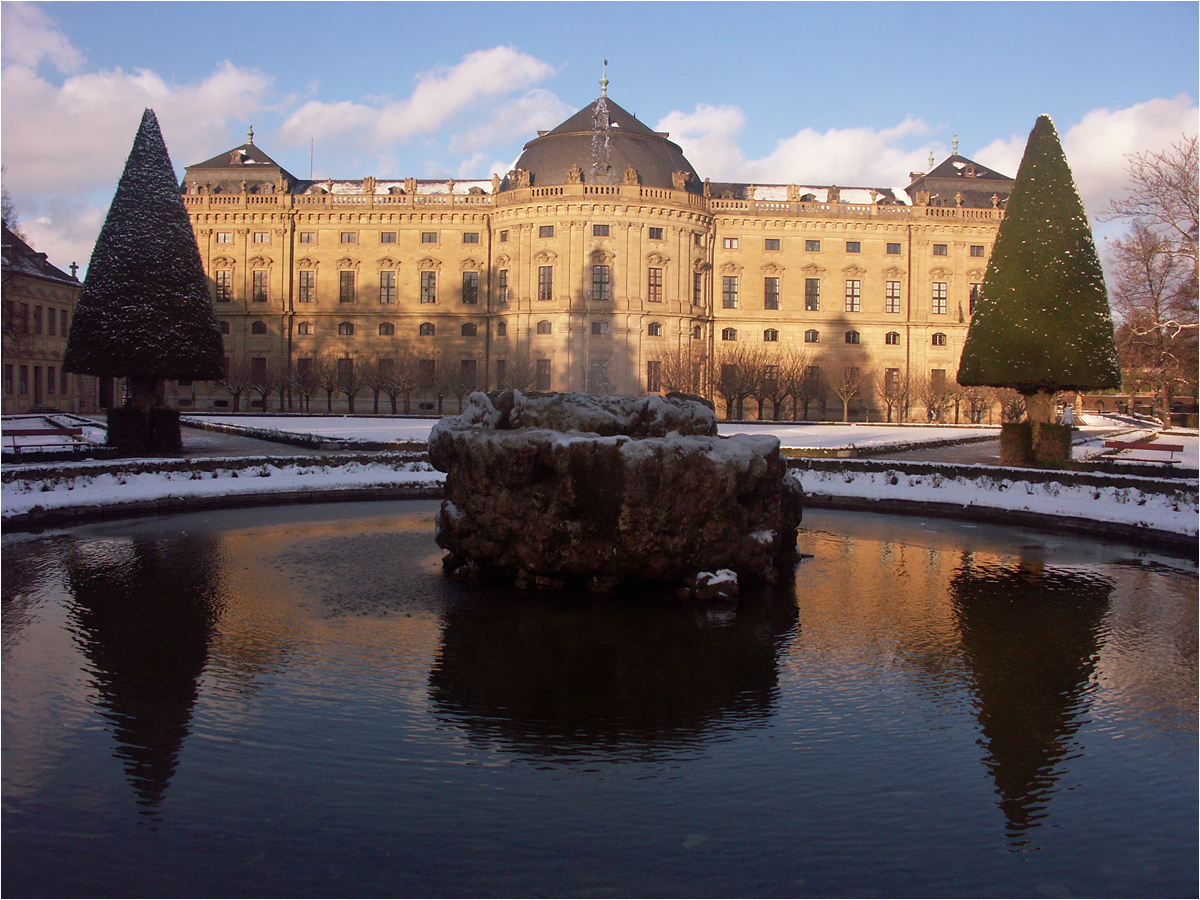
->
xmin=3 ymin=425 xmax=86 ymax=459
xmin=1103 ymin=440 xmax=1185 ymax=464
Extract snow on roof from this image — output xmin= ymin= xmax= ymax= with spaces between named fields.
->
xmin=320 ymin=179 xmax=493 ymax=196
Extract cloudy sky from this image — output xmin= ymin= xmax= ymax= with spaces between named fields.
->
xmin=2 ymin=1 xmax=1196 ymax=276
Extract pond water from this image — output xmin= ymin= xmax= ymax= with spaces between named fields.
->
xmin=2 ymin=502 xmax=1196 ymax=898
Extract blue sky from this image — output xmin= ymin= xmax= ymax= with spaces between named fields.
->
xmin=2 ymin=1 xmax=1196 ymax=274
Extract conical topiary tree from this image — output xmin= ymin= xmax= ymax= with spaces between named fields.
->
xmin=958 ymin=115 xmax=1120 ymax=461
xmin=64 ymin=108 xmax=224 ymax=452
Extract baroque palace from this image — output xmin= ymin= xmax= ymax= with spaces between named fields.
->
xmin=173 ymin=82 xmax=1012 ymax=419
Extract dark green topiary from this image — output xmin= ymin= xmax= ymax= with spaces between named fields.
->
xmin=958 ymin=115 xmax=1121 ymax=399
xmin=64 ymin=109 xmax=224 ymax=407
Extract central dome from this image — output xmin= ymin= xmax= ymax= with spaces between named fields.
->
xmin=504 ymin=96 xmax=701 ymax=193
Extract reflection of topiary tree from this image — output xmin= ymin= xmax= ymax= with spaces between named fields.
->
xmin=63 ymin=110 xmax=224 ymax=452
xmin=958 ymin=115 xmax=1120 ymax=462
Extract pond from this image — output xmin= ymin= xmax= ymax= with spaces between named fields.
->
xmin=2 ymin=502 xmax=1196 ymax=898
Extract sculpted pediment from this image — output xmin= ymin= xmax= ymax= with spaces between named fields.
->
xmin=800 ymin=264 xmax=825 ymax=277
xmin=460 ymin=257 xmax=484 ymax=271
xmin=336 ymin=257 xmax=360 ymax=270
xmin=417 ymin=256 xmax=443 ymax=270
xmin=248 ymin=255 xmax=272 ymax=268
xmin=842 ymin=265 xmax=866 ymax=277
xmin=590 ymin=249 xmax=615 ymax=265
xmin=377 ymin=257 xmax=399 ymax=269
xmin=882 ymin=266 xmax=905 ymax=279
xmin=533 ymin=249 xmax=557 ymax=264
xmin=211 ymin=256 xmax=236 ymax=268
xmin=719 ymin=261 xmax=742 ymax=275
xmin=761 ymin=263 xmax=784 ymax=275
xmin=930 ymin=267 xmax=952 ymax=280
xmin=646 ymin=253 xmax=671 ymax=267
xmin=297 ymin=256 xmax=319 ymax=269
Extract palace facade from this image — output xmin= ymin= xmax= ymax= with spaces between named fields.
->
xmin=173 ymin=89 xmax=1013 ymax=419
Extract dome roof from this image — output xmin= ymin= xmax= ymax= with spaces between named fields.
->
xmin=503 ymin=96 xmax=701 ymax=193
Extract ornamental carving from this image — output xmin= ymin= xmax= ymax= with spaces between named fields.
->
xmin=719 ymin=262 xmax=742 ymax=275
xmin=567 ymin=163 xmax=583 ymax=185
xmin=966 ymin=267 xmax=985 ymax=280
xmin=590 ymin=249 xmax=616 ymax=265
xmin=800 ymin=264 xmax=825 ymax=277
xmin=532 ymin=249 xmax=557 ymax=264
xmin=761 ymin=263 xmax=783 ymax=275
xmin=460 ymin=257 xmax=484 ymax=271
xmin=646 ymin=253 xmax=671 ymax=267
xmin=842 ymin=265 xmax=866 ymax=277
xmin=693 ymin=259 xmax=711 ymax=272
xmin=297 ymin=257 xmax=319 ymax=269
xmin=404 ymin=177 xmax=418 ymax=195
xmin=362 ymin=176 xmax=376 ymax=195
xmin=930 ymin=268 xmax=952 ymax=281
xmin=786 ymin=184 xmax=800 ymax=201
xmin=248 ymin=256 xmax=272 ymax=268
xmin=495 ymin=254 xmax=511 ymax=268
xmin=672 ymin=171 xmax=689 ymax=191
xmin=623 ymin=165 xmax=639 ymax=185
xmin=336 ymin=257 xmax=360 ymax=270
xmin=211 ymin=256 xmax=236 ymax=268
xmin=882 ymin=266 xmax=906 ymax=279
xmin=827 ymin=186 xmax=841 ymax=204
xmin=417 ymin=256 xmax=443 ymax=270
xmin=377 ymin=257 xmax=398 ymax=269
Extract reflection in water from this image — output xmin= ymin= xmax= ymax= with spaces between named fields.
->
xmin=431 ymin=584 xmax=799 ymax=757
xmin=950 ymin=560 xmax=1113 ymax=848
xmin=64 ymin=538 xmax=227 ymax=814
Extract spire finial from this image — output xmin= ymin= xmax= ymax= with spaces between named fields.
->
xmin=600 ymin=59 xmax=608 ymax=98
xmin=952 ymin=133 xmax=958 ymax=155
xmin=247 ymin=125 xmax=255 ymax=145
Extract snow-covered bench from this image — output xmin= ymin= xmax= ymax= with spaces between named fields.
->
xmin=3 ymin=425 xmax=86 ymax=459
xmin=1103 ymin=440 xmax=1184 ymax=465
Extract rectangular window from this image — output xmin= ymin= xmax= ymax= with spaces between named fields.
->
xmin=805 ymin=239 xmax=821 ymax=252
xmin=252 ymin=357 xmax=268 ymax=383
xmin=886 ymin=281 xmax=902 ymax=314
xmin=253 ymin=270 xmax=268 ymax=302
xmin=494 ymin=359 xmax=506 ymax=387
xmin=418 ymin=359 xmax=435 ymax=390
xmin=46 ymin=366 xmax=55 ymax=395
xmin=339 ymin=271 xmax=355 ymax=303
xmin=462 ymin=232 xmax=479 ymax=244
xmin=460 ymin=358 xmax=478 ymax=387
xmin=970 ymin=244 xmax=985 ymax=257
xmin=538 ymin=266 xmax=554 ymax=301
xmin=60 ymin=309 xmax=68 ymax=336
xmin=722 ymin=237 xmax=738 ymax=249
xmin=886 ymin=368 xmax=901 ymax=393
xmin=19 ymin=365 xmax=28 ymax=394
xmin=498 ymin=269 xmax=509 ymax=304
xmin=536 ymin=358 xmax=551 ymax=391
xmin=215 ymin=270 xmax=233 ymax=302
xmin=298 ymin=270 xmax=315 ymax=303
xmin=340 ymin=232 xmax=357 ymax=244
xmin=539 ymin=225 xmax=554 ymax=238
xmin=647 ymin=267 xmax=663 ymax=303
xmin=499 ymin=230 xmax=509 ymax=242
xmin=648 ymin=226 xmax=663 ymax=241
xmin=970 ymin=283 xmax=981 ymax=314
xmin=60 ymin=368 xmax=68 ymax=395
xmin=722 ymin=276 xmax=738 ymax=309
xmin=845 ymin=241 xmax=861 ymax=253
xmin=592 ymin=265 xmax=611 ymax=301
xmin=932 ymin=282 xmax=948 ymax=315
xmin=421 ymin=232 xmax=438 ymax=244
xmin=593 ymin=224 xmax=610 ymax=237
xmin=931 ymin=369 xmax=946 ymax=391
xmin=886 ymin=242 xmax=902 ymax=255
xmin=253 ymin=232 xmax=270 ymax=243
xmin=933 ymin=243 xmax=948 ymax=256
xmin=845 ymin=280 xmax=861 ymax=312
xmin=647 ymin=360 xmax=662 ymax=393
xmin=299 ymin=232 xmax=315 ymax=243
xmin=462 ymin=271 xmax=479 ymax=304
xmin=379 ymin=271 xmax=396 ymax=303
xmin=47 ymin=307 xmax=56 ymax=336
xmin=33 ymin=306 xmax=42 ymax=335
xmin=693 ymin=233 xmax=703 ymax=247
xmin=804 ymin=278 xmax=820 ymax=311
xmin=380 ymin=232 xmax=397 ymax=244
xmin=693 ymin=271 xmax=703 ymax=305
xmin=420 ymin=271 xmax=437 ymax=303
xmin=764 ymin=238 xmax=780 ymax=251
xmin=216 ymin=232 xmax=232 ymax=243
xmin=4 ymin=364 xmax=12 ymax=395
xmin=764 ymin=277 xmax=780 ymax=310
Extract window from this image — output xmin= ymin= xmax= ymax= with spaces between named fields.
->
xmin=379 ymin=270 xmax=396 ymax=303
xmin=460 ymin=359 xmax=478 ymax=388
xmin=378 ymin=358 xmax=395 ymax=379
xmin=536 ymin=359 xmax=551 ymax=391
xmin=885 ymin=368 xmax=902 ymax=394
xmin=693 ymin=233 xmax=703 ymax=247
xmin=340 ymin=232 xmax=357 ymax=244
xmin=648 ymin=321 xmax=663 ymax=337
xmin=337 ymin=357 xmax=353 ymax=389
xmin=462 ymin=271 xmax=479 ymax=304
xmin=32 ymin=306 xmax=42 ymax=334
xmin=419 ymin=322 xmax=436 ymax=336
xmin=647 ymin=267 xmax=663 ymax=303
xmin=648 ymin=226 xmax=663 ymax=241
xmin=845 ymin=330 xmax=861 ymax=344
xmin=536 ymin=320 xmax=552 ymax=335
xmin=591 ymin=320 xmax=608 ymax=336
xmin=931 ymin=332 xmax=947 ymax=346
xmin=539 ymin=225 xmax=554 ymax=238
xmin=60 ymin=309 xmax=68 ymax=336
xmin=297 ymin=357 xmax=313 ymax=380
xmin=420 ymin=271 xmax=437 ymax=303
xmin=970 ymin=283 xmax=982 ymax=314
xmin=845 ymin=280 xmax=861 ymax=312
xmin=721 ymin=327 xmax=737 ymax=341
xmin=593 ymin=224 xmax=610 ymax=237
xmin=3 ymin=364 xmax=11 ymax=395
xmin=219 ymin=321 xmax=231 ymax=335
xmin=970 ymin=244 xmax=985 ymax=257
xmin=763 ymin=328 xmax=779 ymax=342
xmin=47 ymin=308 xmax=56 ymax=336
xmin=496 ymin=321 xmax=507 ymax=336
xmin=805 ymin=278 xmax=820 ymax=311
xmin=722 ymin=276 xmax=738 ymax=309
xmin=216 ymin=232 xmax=232 ymax=243
xmin=462 ymin=323 xmax=478 ymax=337
xmin=498 ymin=269 xmax=509 ymax=303
xmin=932 ymin=282 xmax=947 ymax=315
xmin=297 ymin=321 xmax=312 ymax=335
xmin=647 ymin=360 xmax=662 ymax=393
xmin=379 ymin=322 xmax=395 ymax=336
xmin=805 ymin=239 xmax=821 ymax=252
xmin=499 ymin=230 xmax=509 ymax=242
xmin=421 ymin=232 xmax=438 ymax=244
xmin=933 ymin=243 xmax=948 ymax=256
xmin=251 ymin=358 xmax=267 ymax=383
xmin=886 ymin=242 xmax=902 ymax=255
xmin=299 ymin=232 xmax=315 ymax=244
xmin=339 ymin=270 xmax=355 ymax=303
xmin=18 ymin=365 xmax=27 ymax=394
xmin=804 ymin=329 xmax=819 ymax=343
xmin=845 ymin=241 xmax=861 ymax=253
xmin=252 ymin=270 xmax=269 ymax=302
xmin=931 ymin=368 xmax=947 ymax=390
xmin=764 ymin=238 xmax=780 ymax=251
xmin=251 ymin=320 xmax=267 ymax=335
xmin=538 ymin=266 xmax=554 ymax=301
xmin=462 ymin=232 xmax=480 ymax=244
xmin=693 ymin=271 xmax=703 ymax=305
xmin=253 ymin=232 xmax=270 ymax=244
xmin=764 ymin=277 xmax=779 ymax=310
xmin=338 ymin=322 xmax=354 ymax=336
xmin=692 ymin=324 xmax=704 ymax=340
xmin=592 ymin=265 xmax=611 ymax=301
xmin=380 ymin=232 xmax=397 ymax=244
xmin=723 ymin=237 xmax=738 ymax=250
xmin=885 ymin=331 xmax=900 ymax=345
xmin=886 ymin=281 xmax=901 ymax=314
xmin=418 ymin=359 xmax=436 ymax=389
xmin=60 ymin=369 xmax=68 ymax=395
xmin=215 ymin=270 xmax=233 ymax=302
xmin=298 ymin=270 xmax=315 ymax=303
xmin=46 ymin=366 xmax=55 ymax=395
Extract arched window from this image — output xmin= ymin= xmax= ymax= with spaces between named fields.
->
xmin=496 ymin=321 xmax=507 ymax=336
xmin=931 ymin=332 xmax=947 ymax=346
xmin=338 ymin=322 xmax=354 ymax=336
xmin=763 ymin=328 xmax=779 ymax=342
xmin=462 ymin=323 xmax=478 ymax=337
xmin=885 ymin=331 xmax=900 ymax=345
xmin=419 ymin=322 xmax=435 ymax=336
xmin=804 ymin=329 xmax=819 ymax=343
xmin=297 ymin=321 xmax=313 ymax=335
xmin=648 ymin=322 xmax=663 ymax=337
xmin=379 ymin=322 xmax=395 ymax=336
xmin=250 ymin=320 xmax=267 ymax=335
xmin=845 ymin=330 xmax=860 ymax=344
xmin=219 ymin=320 xmax=231 ymax=335
xmin=536 ymin=320 xmax=552 ymax=335
xmin=721 ymin=327 xmax=737 ymax=341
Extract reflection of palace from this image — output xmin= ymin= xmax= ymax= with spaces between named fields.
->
xmin=172 ymin=77 xmax=1012 ymax=418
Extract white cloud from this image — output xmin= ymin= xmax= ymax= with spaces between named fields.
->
xmin=656 ymin=104 xmax=747 ymax=180
xmin=448 ymin=89 xmax=573 ymax=155
xmin=0 ymin=2 xmax=82 ymax=72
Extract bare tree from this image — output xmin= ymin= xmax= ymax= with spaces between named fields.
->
xmin=249 ymin=361 xmax=280 ymax=412
xmin=957 ymin=382 xmax=996 ymax=424
xmin=288 ymin=357 xmax=321 ymax=413
xmin=714 ymin=344 xmax=765 ymax=420
xmin=911 ymin=372 xmax=956 ymax=423
xmin=337 ymin=353 xmax=368 ymax=413
xmin=790 ymin=362 xmax=826 ymax=421
xmin=995 ymin=388 xmax=1026 ymax=423
xmin=360 ymin=355 xmax=386 ymax=413
xmin=217 ymin=357 xmax=255 ymax=412
xmin=873 ymin=367 xmax=909 ymax=423
xmin=312 ymin=352 xmax=342 ymax=412
xmin=653 ymin=345 xmax=706 ymax=396
xmin=829 ymin=365 xmax=868 ymax=423
xmin=496 ymin=351 xmax=538 ymax=391
xmin=378 ymin=347 xmax=421 ymax=413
